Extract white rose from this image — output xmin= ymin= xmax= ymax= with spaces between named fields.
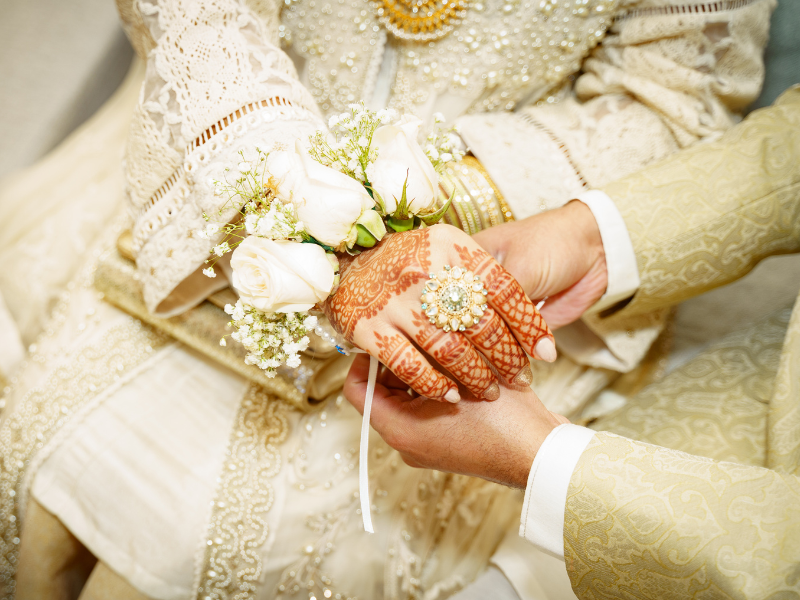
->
xmin=265 ymin=150 xmax=306 ymax=204
xmin=267 ymin=142 xmax=375 ymax=247
xmin=366 ymin=115 xmax=439 ymax=215
xmin=230 ymin=236 xmax=336 ymax=313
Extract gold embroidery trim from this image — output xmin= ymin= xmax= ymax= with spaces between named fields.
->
xmin=0 ymin=321 xmax=171 ymax=598
xmin=138 ymin=97 xmax=297 ymax=221
xmin=616 ymin=0 xmax=763 ymax=21
xmin=516 ymin=113 xmax=589 ymax=190
xmin=194 ymin=385 xmax=290 ymax=600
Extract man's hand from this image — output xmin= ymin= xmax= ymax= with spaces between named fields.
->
xmin=325 ymin=224 xmax=557 ymax=403
xmin=472 ymin=201 xmax=607 ymax=329
xmin=344 ymin=354 xmax=568 ymax=489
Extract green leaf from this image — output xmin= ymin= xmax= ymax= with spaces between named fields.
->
xmin=356 ymin=209 xmax=387 ymax=242
xmin=302 ymin=237 xmax=335 ymax=252
xmin=419 ymin=189 xmax=454 ymax=226
xmin=392 ymin=173 xmax=411 ymax=220
xmin=355 ymin=224 xmax=378 ymax=247
xmin=368 ymin=187 xmax=387 ymax=214
xmin=387 ymin=216 xmax=415 ymax=232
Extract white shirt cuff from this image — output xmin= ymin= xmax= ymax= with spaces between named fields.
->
xmin=574 ymin=190 xmax=640 ymax=313
xmin=519 ymin=424 xmax=596 ymax=559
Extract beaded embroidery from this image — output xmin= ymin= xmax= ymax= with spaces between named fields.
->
xmin=0 ymin=321 xmax=171 ymax=598
xmin=194 ymin=385 xmax=291 ymax=600
xmin=281 ymin=0 xmax=619 ymax=116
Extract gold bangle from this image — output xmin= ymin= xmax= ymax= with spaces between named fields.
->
xmin=455 ymin=165 xmax=500 ymax=229
xmin=435 ymin=157 xmax=515 ymax=234
xmin=462 ymin=156 xmax=515 ymax=223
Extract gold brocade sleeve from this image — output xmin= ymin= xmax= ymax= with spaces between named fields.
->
xmin=768 ymin=292 xmax=800 ymax=476
xmin=564 ymin=431 xmax=800 ymax=599
xmin=599 ymin=86 xmax=800 ymax=319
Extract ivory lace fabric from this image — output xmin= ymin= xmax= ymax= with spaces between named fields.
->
xmin=0 ymin=0 xmax=774 ymax=598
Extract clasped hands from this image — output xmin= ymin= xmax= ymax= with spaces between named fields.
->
xmin=325 ymin=200 xmax=608 ymax=487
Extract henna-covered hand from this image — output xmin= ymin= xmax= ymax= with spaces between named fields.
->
xmin=323 ymin=224 xmax=556 ymax=402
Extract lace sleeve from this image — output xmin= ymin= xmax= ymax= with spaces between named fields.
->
xmin=119 ymin=0 xmax=324 ymax=316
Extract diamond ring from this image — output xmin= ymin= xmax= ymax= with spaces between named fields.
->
xmin=420 ymin=265 xmax=489 ymax=332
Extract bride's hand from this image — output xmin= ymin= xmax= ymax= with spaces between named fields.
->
xmin=472 ymin=201 xmax=608 ymax=330
xmin=324 ymin=224 xmax=556 ymax=402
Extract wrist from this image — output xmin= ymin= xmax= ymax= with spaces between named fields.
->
xmin=498 ymin=390 xmax=562 ymax=490
xmin=564 ymin=199 xmax=606 ymax=280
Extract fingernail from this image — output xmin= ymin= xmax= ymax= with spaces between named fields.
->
xmin=512 ymin=365 xmax=533 ymax=387
xmin=445 ymin=388 xmax=461 ymax=403
xmin=534 ymin=337 xmax=557 ymax=363
xmin=482 ymin=382 xmax=500 ymax=401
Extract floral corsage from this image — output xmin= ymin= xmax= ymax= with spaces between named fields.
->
xmin=200 ymin=105 xmax=462 ymax=376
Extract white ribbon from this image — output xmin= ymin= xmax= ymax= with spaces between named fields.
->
xmin=358 ymin=354 xmax=379 ymax=533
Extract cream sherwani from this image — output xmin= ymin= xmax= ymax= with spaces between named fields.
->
xmin=523 ymin=87 xmax=800 ymax=598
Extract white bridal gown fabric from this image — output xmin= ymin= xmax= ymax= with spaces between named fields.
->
xmin=0 ymin=0 xmax=775 ymax=598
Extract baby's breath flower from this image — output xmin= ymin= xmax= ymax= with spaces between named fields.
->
xmin=213 ymin=242 xmax=231 ymax=257
xmin=238 ymin=161 xmax=252 ymax=173
xmin=245 ymin=213 xmax=259 ymax=234
xmin=202 ymin=267 xmax=216 ymax=278
xmin=232 ymin=304 xmax=245 ymax=320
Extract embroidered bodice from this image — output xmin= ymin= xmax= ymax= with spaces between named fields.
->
xmin=281 ymin=0 xmax=618 ymax=118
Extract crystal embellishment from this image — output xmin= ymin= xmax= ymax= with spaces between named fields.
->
xmin=422 ymin=266 xmax=488 ymax=332
xmin=441 ymin=284 xmax=468 ymax=312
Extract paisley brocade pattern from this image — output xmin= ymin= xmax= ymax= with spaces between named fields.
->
xmin=768 ymin=298 xmax=800 ymax=476
xmin=591 ymin=308 xmax=792 ymax=466
xmin=603 ymin=88 xmax=800 ymax=321
xmin=561 ymin=89 xmax=800 ymax=599
xmin=564 ymin=432 xmax=800 ymax=599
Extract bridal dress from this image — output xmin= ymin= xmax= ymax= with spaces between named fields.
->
xmin=0 ymin=0 xmax=773 ymax=598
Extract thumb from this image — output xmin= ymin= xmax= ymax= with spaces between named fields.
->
xmin=472 ymin=225 xmax=509 ymax=264
xmin=343 ymin=353 xmax=372 ymax=414
xmin=343 ymin=354 xmax=409 ymax=430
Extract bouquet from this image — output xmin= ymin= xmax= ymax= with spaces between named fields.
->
xmin=200 ymin=105 xmax=463 ymax=375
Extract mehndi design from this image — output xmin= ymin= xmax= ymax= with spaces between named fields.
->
xmin=325 ymin=226 xmax=552 ymax=401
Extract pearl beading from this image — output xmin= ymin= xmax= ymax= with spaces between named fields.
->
xmin=281 ymin=0 xmax=618 ymax=118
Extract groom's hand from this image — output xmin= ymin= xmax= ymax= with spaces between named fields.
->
xmin=344 ymin=354 xmax=568 ymax=489
xmin=472 ymin=201 xmax=608 ymax=329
